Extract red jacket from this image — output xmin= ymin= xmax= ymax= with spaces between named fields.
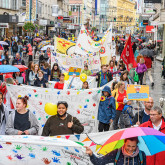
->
xmin=140 ymin=118 xmax=165 ymax=165
xmin=144 ymin=57 xmax=152 ymax=69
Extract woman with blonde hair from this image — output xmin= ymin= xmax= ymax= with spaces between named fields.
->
xmin=112 ymin=81 xmax=126 ymax=130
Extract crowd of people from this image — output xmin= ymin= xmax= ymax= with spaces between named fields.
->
xmin=0 ymin=34 xmax=164 ymax=165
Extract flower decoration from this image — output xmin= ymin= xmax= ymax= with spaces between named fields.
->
xmin=100 ymin=96 xmax=106 ymax=101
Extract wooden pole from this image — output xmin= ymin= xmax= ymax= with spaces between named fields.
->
xmin=138 ymin=101 xmax=139 ymax=123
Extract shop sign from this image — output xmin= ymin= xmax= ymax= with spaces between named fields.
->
xmin=0 ymin=23 xmax=9 ymax=28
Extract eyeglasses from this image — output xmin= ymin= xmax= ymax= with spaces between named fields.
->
xmin=149 ymin=114 xmax=159 ymax=116
xmin=57 ymin=101 xmax=67 ymax=104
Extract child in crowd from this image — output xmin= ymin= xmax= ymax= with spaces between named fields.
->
xmin=54 ymin=73 xmax=65 ymax=90
xmin=122 ymin=98 xmax=134 ymax=128
xmin=82 ymin=81 xmax=89 ymax=89
xmin=136 ymin=58 xmax=147 ymax=85
xmin=98 ymin=86 xmax=116 ymax=132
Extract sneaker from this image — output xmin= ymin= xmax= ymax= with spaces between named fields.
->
xmin=151 ymin=82 xmax=154 ymax=87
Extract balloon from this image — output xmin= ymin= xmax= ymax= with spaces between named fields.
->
xmin=44 ymin=103 xmax=57 ymax=116
xmin=64 ymin=73 xmax=69 ymax=81
xmin=80 ymin=73 xmax=87 ymax=82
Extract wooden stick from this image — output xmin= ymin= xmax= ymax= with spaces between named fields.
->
xmin=138 ymin=101 xmax=140 ymax=123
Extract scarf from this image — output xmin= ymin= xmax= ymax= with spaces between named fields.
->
xmin=122 ymin=145 xmax=139 ymax=165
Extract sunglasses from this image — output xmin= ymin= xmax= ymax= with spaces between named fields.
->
xmin=57 ymin=101 xmax=67 ymax=104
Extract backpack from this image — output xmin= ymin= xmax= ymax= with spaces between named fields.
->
xmin=133 ymin=70 xmax=139 ymax=82
xmin=12 ymin=45 xmax=18 ymax=52
xmin=114 ymin=149 xmax=144 ymax=165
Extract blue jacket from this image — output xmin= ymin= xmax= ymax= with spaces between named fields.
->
xmin=98 ymin=86 xmax=116 ymax=124
xmin=90 ymin=148 xmax=146 ymax=165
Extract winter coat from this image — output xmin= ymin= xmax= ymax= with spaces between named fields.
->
xmin=140 ymin=117 xmax=165 ymax=165
xmin=0 ymin=103 xmax=11 ymax=135
xmin=98 ymin=86 xmax=116 ymax=124
xmin=96 ymin=71 xmax=113 ymax=87
xmin=5 ymin=110 xmax=39 ymax=135
xmin=90 ymin=148 xmax=146 ymax=165
xmin=42 ymin=113 xmax=84 ymax=136
xmin=144 ymin=57 xmax=152 ymax=69
xmin=122 ymin=105 xmax=134 ymax=126
xmin=34 ymin=77 xmax=48 ymax=88
xmin=136 ymin=63 xmax=147 ymax=74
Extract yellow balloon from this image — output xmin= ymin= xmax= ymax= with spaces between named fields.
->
xmin=64 ymin=72 xmax=69 ymax=81
xmin=116 ymin=102 xmax=119 ymax=110
xmin=80 ymin=73 xmax=87 ymax=82
xmin=44 ymin=103 xmax=57 ymax=116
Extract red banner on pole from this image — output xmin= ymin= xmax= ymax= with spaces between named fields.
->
xmin=121 ymin=35 xmax=137 ymax=70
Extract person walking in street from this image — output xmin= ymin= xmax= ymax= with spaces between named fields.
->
xmin=96 ymin=65 xmax=113 ymax=87
xmin=112 ymin=81 xmax=126 ymax=130
xmin=41 ymin=62 xmax=51 ymax=81
xmin=12 ymin=53 xmax=25 ymax=65
xmin=54 ymin=73 xmax=65 ymax=90
xmin=12 ymin=41 xmax=18 ymax=58
xmin=85 ymin=137 xmax=146 ymax=165
xmin=143 ymin=55 xmax=154 ymax=87
xmin=132 ymin=97 xmax=154 ymax=126
xmin=140 ymin=106 xmax=165 ymax=165
xmin=122 ymin=98 xmax=134 ymax=128
xmin=120 ymin=70 xmax=131 ymax=89
xmin=5 ymin=96 xmax=39 ymax=135
xmin=42 ymin=101 xmax=84 ymax=136
xmin=51 ymin=63 xmax=61 ymax=81
xmin=81 ymin=64 xmax=92 ymax=76
xmin=136 ymin=58 xmax=147 ymax=85
xmin=34 ymin=70 xmax=48 ymax=88
xmin=98 ymin=86 xmax=116 ymax=132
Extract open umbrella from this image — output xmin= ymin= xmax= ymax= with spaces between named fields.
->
xmin=137 ymin=38 xmax=143 ymax=42
xmin=41 ymin=45 xmax=54 ymax=51
xmin=119 ymin=38 xmax=126 ymax=41
xmin=0 ymin=65 xmax=19 ymax=74
xmin=98 ymin=127 xmax=165 ymax=156
xmin=0 ymin=41 xmax=9 ymax=45
xmin=34 ymin=38 xmax=42 ymax=42
xmin=140 ymin=48 xmax=154 ymax=57
xmin=157 ymin=40 xmax=163 ymax=43
xmin=38 ymin=40 xmax=51 ymax=49
xmin=13 ymin=65 xmax=28 ymax=72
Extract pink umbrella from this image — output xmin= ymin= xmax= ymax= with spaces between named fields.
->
xmin=157 ymin=40 xmax=163 ymax=42
xmin=137 ymin=38 xmax=143 ymax=42
xmin=34 ymin=38 xmax=42 ymax=42
xmin=119 ymin=38 xmax=126 ymax=41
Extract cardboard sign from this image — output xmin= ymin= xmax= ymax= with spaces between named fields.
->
xmin=68 ymin=67 xmax=81 ymax=77
xmin=127 ymin=85 xmax=149 ymax=101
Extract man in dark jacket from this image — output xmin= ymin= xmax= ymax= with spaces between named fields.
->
xmin=85 ymin=137 xmax=146 ymax=165
xmin=12 ymin=53 xmax=25 ymax=65
xmin=140 ymin=106 xmax=165 ymax=165
xmin=34 ymin=70 xmax=48 ymax=88
xmin=98 ymin=86 xmax=116 ymax=132
xmin=96 ymin=65 xmax=113 ymax=87
xmin=132 ymin=97 xmax=153 ymax=125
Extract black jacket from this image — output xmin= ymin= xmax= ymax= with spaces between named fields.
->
xmin=42 ymin=113 xmax=84 ymax=136
xmin=96 ymin=71 xmax=113 ymax=87
xmin=34 ymin=78 xmax=48 ymax=88
xmin=12 ymin=58 xmax=25 ymax=65
xmin=132 ymin=110 xmax=145 ymax=125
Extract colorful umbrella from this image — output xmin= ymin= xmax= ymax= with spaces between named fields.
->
xmin=41 ymin=45 xmax=54 ymax=51
xmin=98 ymin=127 xmax=165 ymax=156
xmin=119 ymin=38 xmax=126 ymax=41
xmin=157 ymin=40 xmax=163 ymax=42
xmin=13 ymin=65 xmax=28 ymax=72
xmin=0 ymin=65 xmax=19 ymax=74
xmin=0 ymin=41 xmax=9 ymax=45
xmin=38 ymin=40 xmax=51 ymax=49
xmin=137 ymin=38 xmax=143 ymax=42
xmin=34 ymin=38 xmax=42 ymax=42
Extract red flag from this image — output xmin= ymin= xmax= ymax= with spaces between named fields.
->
xmin=121 ymin=35 xmax=137 ymax=70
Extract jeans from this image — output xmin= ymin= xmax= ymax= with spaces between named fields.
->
xmin=138 ymin=73 xmax=144 ymax=85
xmin=113 ymin=110 xmax=124 ymax=130
xmin=98 ymin=122 xmax=110 ymax=132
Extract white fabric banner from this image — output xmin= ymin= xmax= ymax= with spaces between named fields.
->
xmin=7 ymin=84 xmax=102 ymax=135
xmin=48 ymin=76 xmax=97 ymax=89
xmin=0 ymin=130 xmax=121 ymax=164
xmin=51 ymin=52 xmax=101 ymax=73
xmin=74 ymin=24 xmax=113 ymax=58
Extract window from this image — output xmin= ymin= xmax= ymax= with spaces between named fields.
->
xmin=22 ymin=0 xmax=26 ymax=7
